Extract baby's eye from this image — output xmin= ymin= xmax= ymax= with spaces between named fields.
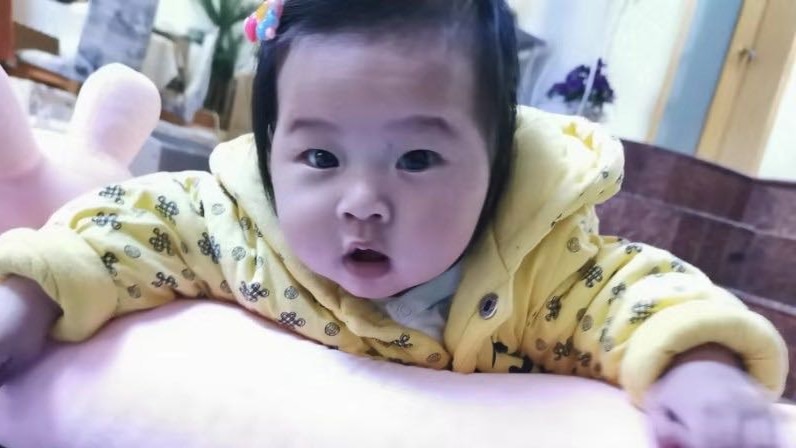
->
xmin=396 ymin=150 xmax=443 ymax=172
xmin=301 ymin=149 xmax=339 ymax=169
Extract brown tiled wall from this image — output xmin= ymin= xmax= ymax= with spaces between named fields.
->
xmin=619 ymin=141 xmax=796 ymax=237
xmin=597 ymin=141 xmax=796 ymax=400
xmin=744 ymin=183 xmax=796 ymax=239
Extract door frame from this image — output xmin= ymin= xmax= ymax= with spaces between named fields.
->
xmin=696 ymin=0 xmax=796 ymax=175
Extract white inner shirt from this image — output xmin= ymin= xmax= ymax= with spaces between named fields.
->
xmin=372 ymin=263 xmax=463 ymax=342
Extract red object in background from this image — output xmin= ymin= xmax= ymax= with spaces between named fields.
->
xmin=0 ymin=0 xmax=15 ymax=65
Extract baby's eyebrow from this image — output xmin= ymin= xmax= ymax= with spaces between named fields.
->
xmin=387 ymin=115 xmax=457 ymax=137
xmin=286 ymin=117 xmax=340 ymax=134
xmin=285 ymin=115 xmax=457 ymax=137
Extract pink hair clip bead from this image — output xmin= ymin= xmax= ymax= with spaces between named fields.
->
xmin=244 ymin=15 xmax=259 ymax=43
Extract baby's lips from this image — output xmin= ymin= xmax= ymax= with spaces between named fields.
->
xmin=348 ymin=248 xmax=389 ymax=263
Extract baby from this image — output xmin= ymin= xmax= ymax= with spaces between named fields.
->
xmin=0 ymin=0 xmax=789 ymax=446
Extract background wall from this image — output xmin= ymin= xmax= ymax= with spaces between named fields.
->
xmin=653 ymin=0 xmax=743 ymax=155
xmin=152 ymin=0 xmax=213 ymax=35
xmin=507 ymin=0 xmax=549 ymax=35
xmin=605 ymin=0 xmax=691 ymax=142
xmin=759 ymin=59 xmax=796 ymax=182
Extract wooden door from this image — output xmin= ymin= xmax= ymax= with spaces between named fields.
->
xmin=696 ymin=0 xmax=796 ymax=175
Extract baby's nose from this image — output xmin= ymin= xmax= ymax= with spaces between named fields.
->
xmin=336 ymin=181 xmax=391 ymax=224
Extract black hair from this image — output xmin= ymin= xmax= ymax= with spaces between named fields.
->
xmin=252 ymin=0 xmax=518 ymax=248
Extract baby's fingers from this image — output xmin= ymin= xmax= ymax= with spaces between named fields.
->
xmin=0 ymin=355 xmax=13 ymax=387
xmin=738 ymin=409 xmax=780 ymax=448
xmin=0 ymin=350 xmax=39 ymax=388
xmin=688 ymin=405 xmax=780 ymax=448
xmin=647 ymin=406 xmax=696 ymax=448
xmin=648 ymin=404 xmax=757 ymax=448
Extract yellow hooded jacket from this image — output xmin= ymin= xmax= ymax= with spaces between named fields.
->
xmin=0 ymin=107 xmax=787 ymax=404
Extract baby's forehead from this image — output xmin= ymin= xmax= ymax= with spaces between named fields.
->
xmin=277 ymin=34 xmax=481 ymax=129
xmin=288 ymin=32 xmax=473 ymax=69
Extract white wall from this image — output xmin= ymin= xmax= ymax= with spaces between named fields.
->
xmin=507 ymin=0 xmax=549 ymax=34
xmin=759 ymin=62 xmax=796 ymax=181
xmin=605 ymin=0 xmax=690 ymax=142
xmin=153 ymin=0 xmax=214 ymax=36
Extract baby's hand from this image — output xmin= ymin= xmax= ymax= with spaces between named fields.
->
xmin=645 ymin=346 xmax=783 ymax=447
xmin=0 ymin=276 xmax=61 ymax=386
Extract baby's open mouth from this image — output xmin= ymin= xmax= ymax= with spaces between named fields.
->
xmin=343 ymin=248 xmax=391 ymax=279
xmin=349 ymin=248 xmax=389 ymax=263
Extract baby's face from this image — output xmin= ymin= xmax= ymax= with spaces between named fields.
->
xmin=270 ymin=35 xmax=490 ymax=299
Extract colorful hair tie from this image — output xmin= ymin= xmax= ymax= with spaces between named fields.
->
xmin=244 ymin=0 xmax=285 ymax=43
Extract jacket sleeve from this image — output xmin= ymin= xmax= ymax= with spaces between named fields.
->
xmin=0 ymin=171 xmax=237 ymax=342
xmin=525 ymin=217 xmax=789 ymax=406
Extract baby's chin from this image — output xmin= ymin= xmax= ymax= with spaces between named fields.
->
xmin=305 ymin=257 xmax=449 ymax=300
xmin=336 ymin=280 xmax=410 ymax=300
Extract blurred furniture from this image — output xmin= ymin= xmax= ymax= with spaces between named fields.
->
xmin=6 ymin=74 xmax=78 ymax=130
xmin=7 ymin=0 xmax=196 ymax=123
xmin=0 ymin=0 xmax=14 ymax=64
xmin=1 ymin=0 xmax=77 ymax=93
xmin=5 ymin=26 xmax=81 ymax=94
xmin=9 ymin=61 xmax=81 ymax=95
xmin=14 ymin=0 xmax=159 ymax=83
xmin=140 ymin=32 xmax=179 ymax=91
xmin=14 ymin=0 xmax=87 ymax=63
xmin=150 ymin=118 xmax=219 ymax=172
xmin=13 ymin=24 xmax=59 ymax=56
xmin=159 ymin=27 xmax=220 ymax=124
xmin=71 ymin=0 xmax=159 ymax=78
xmin=226 ymin=71 xmax=254 ymax=139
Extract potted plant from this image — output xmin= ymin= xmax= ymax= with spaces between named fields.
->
xmin=196 ymin=0 xmax=257 ymax=115
xmin=547 ymin=58 xmax=615 ymax=122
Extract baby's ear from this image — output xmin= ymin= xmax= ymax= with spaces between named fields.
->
xmin=69 ymin=63 xmax=161 ymax=167
xmin=0 ymin=66 xmax=44 ymax=179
